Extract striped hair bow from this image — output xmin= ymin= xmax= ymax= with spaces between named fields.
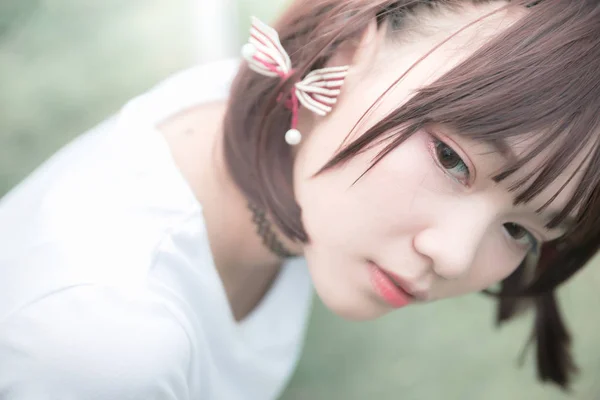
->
xmin=242 ymin=17 xmax=350 ymax=145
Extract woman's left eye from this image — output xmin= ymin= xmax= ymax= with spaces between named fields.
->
xmin=503 ymin=223 xmax=539 ymax=252
xmin=432 ymin=138 xmax=471 ymax=184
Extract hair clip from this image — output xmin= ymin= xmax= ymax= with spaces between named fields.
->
xmin=242 ymin=16 xmax=350 ymax=145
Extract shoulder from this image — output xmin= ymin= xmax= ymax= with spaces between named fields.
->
xmin=0 ymin=284 xmax=192 ymax=399
xmin=124 ymin=58 xmax=241 ymax=127
xmin=156 ymin=58 xmax=241 ymax=101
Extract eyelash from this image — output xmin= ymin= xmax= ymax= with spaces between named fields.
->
xmin=503 ymin=223 xmax=539 ymax=253
xmin=429 ymin=137 xmax=471 ymax=185
xmin=427 ymin=135 xmax=539 ymax=252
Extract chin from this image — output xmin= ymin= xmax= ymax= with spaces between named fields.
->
xmin=304 ymin=249 xmax=392 ymax=320
xmin=312 ymin=281 xmax=390 ymax=321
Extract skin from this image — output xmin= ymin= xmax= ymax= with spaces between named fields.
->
xmin=160 ymin=1 xmax=578 ymax=321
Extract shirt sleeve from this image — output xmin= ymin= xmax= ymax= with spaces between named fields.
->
xmin=0 ymin=284 xmax=192 ymax=400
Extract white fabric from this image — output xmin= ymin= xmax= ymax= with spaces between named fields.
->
xmin=0 ymin=59 xmax=313 ymax=400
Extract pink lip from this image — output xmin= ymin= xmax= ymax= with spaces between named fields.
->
xmin=384 ymin=270 xmax=425 ymax=300
xmin=368 ymin=262 xmax=413 ymax=308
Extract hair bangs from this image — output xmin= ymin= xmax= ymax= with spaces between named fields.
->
xmin=414 ymin=0 xmax=600 ymax=242
xmin=325 ymin=0 xmax=600 ymax=245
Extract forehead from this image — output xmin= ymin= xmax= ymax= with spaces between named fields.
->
xmin=395 ymin=1 xmax=522 ymax=39
xmin=362 ymin=3 xmax=526 ymax=121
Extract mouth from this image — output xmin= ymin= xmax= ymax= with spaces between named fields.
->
xmin=367 ymin=261 xmax=416 ymax=309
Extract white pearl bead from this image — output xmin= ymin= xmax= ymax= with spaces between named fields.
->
xmin=285 ymin=129 xmax=302 ymax=145
xmin=241 ymin=43 xmax=256 ymax=60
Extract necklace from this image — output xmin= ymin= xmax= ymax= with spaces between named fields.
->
xmin=247 ymin=202 xmax=296 ymax=259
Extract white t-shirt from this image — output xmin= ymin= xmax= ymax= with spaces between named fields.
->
xmin=0 ymin=59 xmax=313 ymax=400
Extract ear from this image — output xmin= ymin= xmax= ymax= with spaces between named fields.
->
xmin=327 ymin=17 xmax=381 ymax=70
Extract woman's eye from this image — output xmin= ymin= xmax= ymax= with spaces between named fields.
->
xmin=503 ymin=223 xmax=538 ymax=252
xmin=433 ymin=139 xmax=470 ymax=184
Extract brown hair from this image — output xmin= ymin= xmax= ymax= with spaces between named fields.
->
xmin=223 ymin=0 xmax=600 ymax=390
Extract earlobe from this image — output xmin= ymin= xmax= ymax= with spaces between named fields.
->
xmin=329 ymin=17 xmax=380 ymax=69
xmin=352 ymin=17 xmax=381 ymax=66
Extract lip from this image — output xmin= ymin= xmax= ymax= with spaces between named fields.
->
xmin=384 ymin=269 xmax=427 ymax=300
xmin=368 ymin=261 xmax=414 ymax=309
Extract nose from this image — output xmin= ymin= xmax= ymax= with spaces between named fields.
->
xmin=412 ymin=204 xmax=493 ymax=280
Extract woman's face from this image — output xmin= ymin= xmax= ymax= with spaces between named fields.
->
xmin=293 ymin=2 xmax=574 ymax=320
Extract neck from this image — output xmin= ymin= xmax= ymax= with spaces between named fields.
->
xmin=158 ymin=100 xmax=301 ymax=320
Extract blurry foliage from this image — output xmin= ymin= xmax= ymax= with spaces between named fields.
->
xmin=0 ymin=0 xmax=195 ymax=195
xmin=0 ymin=0 xmax=40 ymax=37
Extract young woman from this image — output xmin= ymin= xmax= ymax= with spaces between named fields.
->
xmin=1 ymin=0 xmax=598 ymax=398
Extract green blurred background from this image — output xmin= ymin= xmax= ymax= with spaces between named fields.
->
xmin=1 ymin=1 xmax=598 ymax=399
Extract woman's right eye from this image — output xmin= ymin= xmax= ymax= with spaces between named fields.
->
xmin=432 ymin=138 xmax=471 ymax=185
xmin=503 ymin=223 xmax=539 ymax=253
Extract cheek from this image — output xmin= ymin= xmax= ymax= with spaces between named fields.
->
xmin=295 ymin=132 xmax=437 ymax=249
xmin=436 ymin=238 xmax=526 ymax=298
xmin=475 ymin=231 xmax=528 ymax=285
